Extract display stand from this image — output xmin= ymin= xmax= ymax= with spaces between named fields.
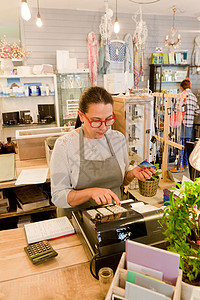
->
xmin=152 ymin=93 xmax=184 ymax=183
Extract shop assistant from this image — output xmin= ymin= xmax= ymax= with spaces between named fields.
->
xmin=50 ymin=86 xmax=156 ymax=216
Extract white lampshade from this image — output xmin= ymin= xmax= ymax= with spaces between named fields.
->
xmin=21 ymin=0 xmax=31 ymax=21
xmin=189 ymin=140 xmax=200 ymax=171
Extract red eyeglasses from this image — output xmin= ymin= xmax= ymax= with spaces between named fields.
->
xmin=83 ymin=112 xmax=116 ymax=128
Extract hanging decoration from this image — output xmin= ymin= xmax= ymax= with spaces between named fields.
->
xmin=87 ymin=32 xmax=99 ymax=86
xmin=132 ymin=7 xmax=148 ymax=51
xmin=165 ymin=8 xmax=181 ymax=51
xmin=132 ymin=7 xmax=148 ymax=88
xmin=99 ymin=0 xmax=113 ymax=45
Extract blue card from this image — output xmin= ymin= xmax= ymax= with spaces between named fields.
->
xmin=138 ymin=160 xmax=156 ymax=169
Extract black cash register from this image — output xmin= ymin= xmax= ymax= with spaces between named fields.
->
xmin=72 ymin=200 xmax=166 ymax=277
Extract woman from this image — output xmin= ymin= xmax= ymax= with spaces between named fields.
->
xmin=171 ymin=79 xmax=200 ymax=172
xmin=50 ymin=86 xmax=156 ymax=217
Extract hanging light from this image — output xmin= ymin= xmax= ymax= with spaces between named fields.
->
xmin=36 ymin=0 xmax=43 ymax=27
xmin=165 ymin=8 xmax=181 ymax=50
xmin=129 ymin=0 xmax=160 ymax=3
xmin=114 ymin=0 xmax=120 ymax=34
xmin=21 ymin=0 xmax=31 ymax=21
xmin=189 ymin=140 xmax=200 ymax=172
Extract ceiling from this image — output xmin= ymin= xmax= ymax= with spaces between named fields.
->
xmin=2 ymin=0 xmax=200 ymax=25
xmin=26 ymin=0 xmax=200 ymax=17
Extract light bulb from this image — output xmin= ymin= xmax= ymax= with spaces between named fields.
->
xmin=114 ymin=18 xmax=120 ymax=34
xmin=36 ymin=16 xmax=43 ymax=27
xmin=21 ymin=1 xmax=31 ymax=21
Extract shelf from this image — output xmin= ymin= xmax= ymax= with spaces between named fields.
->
xmin=156 ymin=81 xmax=182 ymax=83
xmin=0 ymin=74 xmax=56 ymax=79
xmin=61 ymin=87 xmax=84 ymax=90
xmin=58 ymin=69 xmax=89 ymax=74
xmin=0 ymin=205 xmax=56 ymax=220
xmin=150 ymin=64 xmax=189 ymax=67
xmin=2 ymin=122 xmax=56 ymax=128
xmin=0 ymin=95 xmax=54 ymax=99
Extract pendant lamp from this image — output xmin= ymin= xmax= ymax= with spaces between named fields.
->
xmin=114 ymin=0 xmax=120 ymax=34
xmin=189 ymin=140 xmax=200 ymax=172
xmin=21 ymin=0 xmax=31 ymax=21
xmin=36 ymin=0 xmax=43 ymax=27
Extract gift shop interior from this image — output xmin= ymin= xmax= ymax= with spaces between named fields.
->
xmin=0 ymin=0 xmax=200 ymax=299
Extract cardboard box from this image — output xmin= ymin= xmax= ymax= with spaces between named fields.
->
xmin=16 ymin=127 xmax=73 ymax=160
xmin=0 ymin=153 xmax=16 ymax=182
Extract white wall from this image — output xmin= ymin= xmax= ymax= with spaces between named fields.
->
xmin=21 ymin=8 xmax=200 ymax=93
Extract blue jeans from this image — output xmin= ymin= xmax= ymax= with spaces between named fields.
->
xmin=178 ymin=125 xmax=193 ymax=167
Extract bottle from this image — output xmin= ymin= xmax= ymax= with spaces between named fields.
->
xmin=5 ymin=137 xmax=16 ymax=153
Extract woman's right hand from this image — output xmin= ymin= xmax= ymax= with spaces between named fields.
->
xmin=89 ymin=188 xmax=121 ymax=206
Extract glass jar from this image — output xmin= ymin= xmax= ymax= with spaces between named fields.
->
xmin=98 ymin=267 xmax=114 ymax=299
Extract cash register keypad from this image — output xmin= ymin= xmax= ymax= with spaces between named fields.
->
xmin=97 ymin=207 xmax=113 ymax=216
xmin=107 ymin=205 xmax=127 ymax=214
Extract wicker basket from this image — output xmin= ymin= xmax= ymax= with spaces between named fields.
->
xmin=138 ymin=178 xmax=159 ymax=197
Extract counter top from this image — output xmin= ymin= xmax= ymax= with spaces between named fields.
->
xmin=0 ymin=228 xmax=100 ymax=300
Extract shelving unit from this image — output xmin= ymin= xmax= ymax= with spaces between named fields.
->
xmin=57 ymin=69 xmax=89 ymax=126
xmin=149 ymin=64 xmax=190 ymax=93
xmin=0 ymin=156 xmax=56 ymax=230
xmin=0 ymin=74 xmax=60 ymax=141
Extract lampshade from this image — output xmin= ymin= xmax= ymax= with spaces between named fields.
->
xmin=189 ymin=140 xmax=200 ymax=171
xmin=21 ymin=0 xmax=31 ymax=21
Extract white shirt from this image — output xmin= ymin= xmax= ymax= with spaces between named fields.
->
xmin=50 ymin=128 xmax=129 ymax=208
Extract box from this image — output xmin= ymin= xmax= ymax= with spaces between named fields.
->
xmin=104 ymin=73 xmax=133 ymax=95
xmin=45 ymin=126 xmax=74 ymax=165
xmin=16 ymin=127 xmax=74 ymax=160
xmin=105 ymin=253 xmax=182 ymax=300
xmin=0 ymin=153 xmax=16 ymax=182
xmin=56 ymin=50 xmax=69 ymax=72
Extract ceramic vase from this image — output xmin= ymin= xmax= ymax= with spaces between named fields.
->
xmin=1 ymin=59 xmax=14 ymax=75
xmin=181 ymin=281 xmax=200 ymax=300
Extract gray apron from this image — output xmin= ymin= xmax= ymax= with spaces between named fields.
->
xmin=57 ymin=127 xmax=123 ymax=218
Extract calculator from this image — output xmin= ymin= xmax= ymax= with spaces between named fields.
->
xmin=24 ymin=240 xmax=58 ymax=265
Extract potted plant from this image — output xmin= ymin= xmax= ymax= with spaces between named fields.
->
xmin=160 ymin=178 xmax=200 ymax=300
xmin=138 ymin=163 xmax=162 ymax=197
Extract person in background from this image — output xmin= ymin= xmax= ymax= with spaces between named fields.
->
xmin=171 ymin=78 xmax=200 ymax=172
xmin=50 ymin=86 xmax=156 ymax=217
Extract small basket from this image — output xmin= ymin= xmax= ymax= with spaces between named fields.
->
xmin=138 ymin=178 xmax=159 ymax=197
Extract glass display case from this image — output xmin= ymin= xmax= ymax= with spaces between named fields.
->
xmin=112 ymin=95 xmax=154 ymax=162
xmin=150 ymin=64 xmax=189 ymax=93
xmin=57 ymin=70 xmax=89 ymax=126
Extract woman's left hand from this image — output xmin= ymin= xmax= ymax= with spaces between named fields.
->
xmin=130 ymin=166 xmax=157 ymax=182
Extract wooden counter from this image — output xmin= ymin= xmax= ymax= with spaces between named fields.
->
xmin=0 ymin=228 xmax=101 ymax=300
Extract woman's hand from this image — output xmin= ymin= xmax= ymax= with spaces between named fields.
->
xmin=131 ymin=166 xmax=157 ymax=181
xmin=124 ymin=166 xmax=157 ymax=185
xmin=90 ymin=188 xmax=121 ymax=206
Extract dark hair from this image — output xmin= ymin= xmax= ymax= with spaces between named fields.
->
xmin=75 ymin=86 xmax=113 ymax=128
xmin=180 ymin=79 xmax=191 ymax=90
